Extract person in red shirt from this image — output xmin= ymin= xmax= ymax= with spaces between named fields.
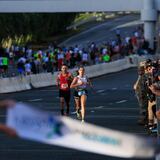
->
xmin=56 ymin=64 xmax=72 ymax=116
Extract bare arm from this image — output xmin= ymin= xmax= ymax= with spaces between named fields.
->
xmin=56 ymin=74 xmax=60 ymax=87
xmin=133 ymin=76 xmax=140 ymax=90
xmin=0 ymin=100 xmax=17 ymax=137
xmin=149 ymin=85 xmax=160 ymax=96
xmin=87 ymin=78 xmax=93 ymax=88
xmin=0 ymin=124 xmax=17 ymax=137
xmin=0 ymin=100 xmax=15 ymax=108
xmin=156 ymin=110 xmax=160 ymax=121
xmin=70 ymin=77 xmax=82 ymax=88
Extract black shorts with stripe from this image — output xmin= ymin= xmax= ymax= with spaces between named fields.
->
xmin=59 ymin=89 xmax=71 ymax=102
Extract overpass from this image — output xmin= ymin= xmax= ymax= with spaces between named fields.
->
xmin=0 ymin=0 xmax=159 ymax=49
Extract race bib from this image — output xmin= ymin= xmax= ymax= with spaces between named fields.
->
xmin=61 ymin=83 xmax=68 ymax=89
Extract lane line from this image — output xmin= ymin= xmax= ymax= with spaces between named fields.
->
xmin=112 ymin=88 xmax=117 ymax=90
xmin=0 ymin=115 xmax=6 ymax=117
xmin=87 ymin=115 xmax=138 ymax=118
xmin=94 ymin=106 xmax=104 ymax=109
xmin=39 ymin=89 xmax=58 ymax=92
xmin=71 ymin=111 xmax=76 ymax=114
xmin=89 ymin=106 xmax=138 ymax=110
xmin=96 ymin=90 xmax=105 ymax=93
xmin=116 ymin=100 xmax=127 ymax=104
xmin=28 ymin=99 xmax=42 ymax=102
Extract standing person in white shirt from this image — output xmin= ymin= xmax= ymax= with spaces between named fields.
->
xmin=0 ymin=57 xmax=3 ymax=77
xmin=24 ymin=60 xmax=32 ymax=75
xmin=82 ymin=51 xmax=88 ymax=66
xmin=70 ymin=66 xmax=92 ymax=123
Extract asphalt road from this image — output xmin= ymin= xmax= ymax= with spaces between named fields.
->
xmin=0 ymin=68 xmax=155 ymax=160
xmin=60 ymin=14 xmax=141 ymax=48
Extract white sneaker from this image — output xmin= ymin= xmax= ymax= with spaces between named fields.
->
xmin=81 ymin=120 xmax=85 ymax=123
xmin=76 ymin=111 xmax=81 ymax=120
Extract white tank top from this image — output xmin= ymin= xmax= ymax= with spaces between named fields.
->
xmin=77 ymin=75 xmax=88 ymax=89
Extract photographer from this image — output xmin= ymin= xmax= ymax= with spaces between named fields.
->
xmin=134 ymin=61 xmax=148 ymax=125
xmin=149 ymin=71 xmax=160 ymax=122
xmin=144 ymin=60 xmax=157 ymax=129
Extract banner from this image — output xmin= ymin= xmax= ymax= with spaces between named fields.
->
xmin=6 ymin=103 xmax=155 ymax=158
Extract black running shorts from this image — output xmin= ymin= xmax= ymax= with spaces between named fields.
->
xmin=59 ymin=89 xmax=70 ymax=102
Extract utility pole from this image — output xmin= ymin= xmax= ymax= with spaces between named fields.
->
xmin=156 ymin=13 xmax=160 ymax=54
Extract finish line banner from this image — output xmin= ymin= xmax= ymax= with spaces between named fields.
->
xmin=6 ymin=103 xmax=155 ymax=159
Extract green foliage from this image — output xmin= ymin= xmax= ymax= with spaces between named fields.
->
xmin=0 ymin=13 xmax=77 ymax=47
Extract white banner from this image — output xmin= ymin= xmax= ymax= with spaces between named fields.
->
xmin=6 ymin=103 xmax=155 ymax=158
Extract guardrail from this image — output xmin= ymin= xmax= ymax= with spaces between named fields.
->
xmin=0 ymin=55 xmax=152 ymax=93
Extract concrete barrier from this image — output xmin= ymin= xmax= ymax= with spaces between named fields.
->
xmin=30 ymin=73 xmax=54 ymax=88
xmin=0 ymin=76 xmax=31 ymax=93
xmin=85 ymin=58 xmax=130 ymax=78
xmin=0 ymin=55 xmax=153 ymax=93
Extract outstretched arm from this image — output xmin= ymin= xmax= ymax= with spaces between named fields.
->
xmin=149 ymin=85 xmax=160 ymax=96
xmin=0 ymin=100 xmax=17 ymax=137
xmin=70 ymin=77 xmax=81 ymax=88
xmin=0 ymin=100 xmax=15 ymax=108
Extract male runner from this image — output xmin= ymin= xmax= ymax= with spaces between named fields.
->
xmin=56 ymin=64 xmax=72 ymax=116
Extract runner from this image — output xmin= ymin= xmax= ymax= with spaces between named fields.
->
xmin=70 ymin=66 xmax=92 ymax=123
xmin=72 ymin=70 xmax=81 ymax=120
xmin=56 ymin=64 xmax=72 ymax=116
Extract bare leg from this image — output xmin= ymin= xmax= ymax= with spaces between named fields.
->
xmin=74 ymin=97 xmax=81 ymax=119
xmin=65 ymin=100 xmax=70 ymax=115
xmin=60 ymin=97 xmax=65 ymax=115
xmin=80 ymin=95 xmax=87 ymax=121
xmin=74 ymin=97 xmax=80 ymax=111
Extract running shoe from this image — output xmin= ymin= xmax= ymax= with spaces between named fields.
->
xmin=76 ymin=110 xmax=81 ymax=120
xmin=151 ymin=127 xmax=157 ymax=133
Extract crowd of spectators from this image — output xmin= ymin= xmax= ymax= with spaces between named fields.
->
xmin=134 ymin=59 xmax=160 ymax=134
xmin=0 ymin=26 xmax=155 ymax=77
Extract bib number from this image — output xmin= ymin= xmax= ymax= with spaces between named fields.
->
xmin=61 ymin=83 xmax=68 ymax=89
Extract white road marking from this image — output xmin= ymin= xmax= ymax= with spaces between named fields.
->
xmin=111 ymin=20 xmax=143 ymax=31
xmin=96 ymin=90 xmax=105 ymax=93
xmin=91 ymin=110 xmax=95 ymax=113
xmin=94 ymin=106 xmax=104 ymax=109
xmin=112 ymin=88 xmax=117 ymax=90
xmin=87 ymin=115 xmax=137 ymax=118
xmin=28 ymin=99 xmax=42 ymax=102
xmin=89 ymin=106 xmax=137 ymax=110
xmin=71 ymin=111 xmax=77 ymax=114
xmin=0 ymin=115 xmax=6 ymax=117
xmin=116 ymin=100 xmax=127 ymax=104
xmin=39 ymin=89 xmax=58 ymax=92
xmin=100 ymin=93 xmax=106 ymax=96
